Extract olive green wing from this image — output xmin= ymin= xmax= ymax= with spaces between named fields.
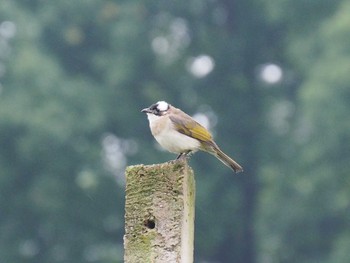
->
xmin=169 ymin=114 xmax=213 ymax=142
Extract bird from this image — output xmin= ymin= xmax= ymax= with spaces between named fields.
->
xmin=141 ymin=101 xmax=243 ymax=173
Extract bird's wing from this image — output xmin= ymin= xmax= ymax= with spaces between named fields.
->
xmin=169 ymin=114 xmax=213 ymax=142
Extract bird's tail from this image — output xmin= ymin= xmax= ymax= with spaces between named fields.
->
xmin=215 ymin=147 xmax=243 ymax=173
xmin=209 ymin=145 xmax=243 ymax=173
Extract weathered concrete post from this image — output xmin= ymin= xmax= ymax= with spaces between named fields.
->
xmin=124 ymin=158 xmax=195 ymax=263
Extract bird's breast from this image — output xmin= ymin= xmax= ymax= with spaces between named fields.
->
xmin=147 ymin=114 xmax=200 ymax=153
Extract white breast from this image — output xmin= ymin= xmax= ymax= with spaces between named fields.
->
xmin=147 ymin=113 xmax=200 ymax=154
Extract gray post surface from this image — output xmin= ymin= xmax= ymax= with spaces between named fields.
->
xmin=124 ymin=159 xmax=195 ymax=263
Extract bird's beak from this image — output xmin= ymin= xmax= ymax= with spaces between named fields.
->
xmin=141 ymin=107 xmax=152 ymax=113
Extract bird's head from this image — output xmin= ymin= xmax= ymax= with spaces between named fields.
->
xmin=141 ymin=101 xmax=170 ymax=116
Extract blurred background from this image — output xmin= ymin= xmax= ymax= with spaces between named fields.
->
xmin=1 ymin=0 xmax=349 ymax=262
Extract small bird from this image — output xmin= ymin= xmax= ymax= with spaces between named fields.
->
xmin=141 ymin=101 xmax=243 ymax=173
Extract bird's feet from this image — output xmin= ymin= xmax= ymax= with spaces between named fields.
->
xmin=176 ymin=153 xmax=184 ymax=160
xmin=175 ymin=151 xmax=192 ymax=160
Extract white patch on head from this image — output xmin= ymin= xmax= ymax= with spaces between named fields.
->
xmin=156 ymin=101 xmax=169 ymax=111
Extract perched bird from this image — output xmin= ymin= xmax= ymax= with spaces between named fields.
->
xmin=141 ymin=101 xmax=243 ymax=173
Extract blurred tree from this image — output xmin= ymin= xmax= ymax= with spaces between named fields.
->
xmin=0 ymin=1 xmax=123 ymax=262
xmin=257 ymin=1 xmax=350 ymax=263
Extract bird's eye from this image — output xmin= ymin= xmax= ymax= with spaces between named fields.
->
xmin=150 ymin=105 xmax=158 ymax=111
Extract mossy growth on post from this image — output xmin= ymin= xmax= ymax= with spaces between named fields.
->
xmin=124 ymin=158 xmax=195 ymax=263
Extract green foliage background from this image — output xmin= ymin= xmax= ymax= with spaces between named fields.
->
xmin=0 ymin=0 xmax=349 ymax=262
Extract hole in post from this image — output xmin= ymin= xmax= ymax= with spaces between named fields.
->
xmin=144 ymin=218 xmax=155 ymax=229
